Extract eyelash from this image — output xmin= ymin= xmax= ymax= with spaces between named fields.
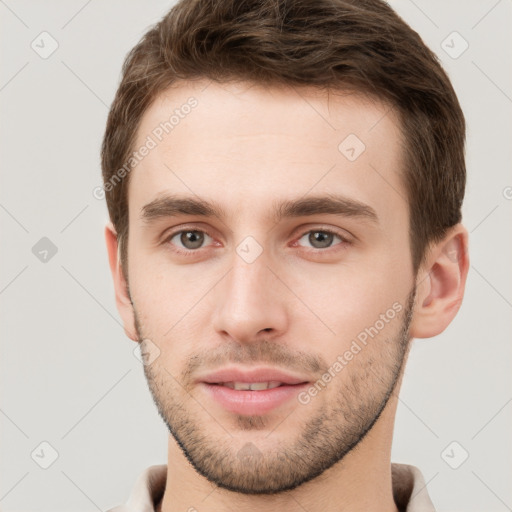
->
xmin=162 ymin=226 xmax=351 ymax=258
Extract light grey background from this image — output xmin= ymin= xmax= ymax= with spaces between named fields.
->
xmin=0 ymin=1 xmax=510 ymax=510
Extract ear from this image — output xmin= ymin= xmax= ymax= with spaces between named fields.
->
xmin=409 ymin=224 xmax=469 ymax=339
xmin=104 ymin=222 xmax=138 ymax=342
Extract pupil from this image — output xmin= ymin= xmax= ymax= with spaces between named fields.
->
xmin=182 ymin=231 xmax=203 ymax=249
xmin=310 ymin=231 xmax=333 ymax=248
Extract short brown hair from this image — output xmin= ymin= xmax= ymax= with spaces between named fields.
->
xmin=101 ymin=0 xmax=466 ymax=277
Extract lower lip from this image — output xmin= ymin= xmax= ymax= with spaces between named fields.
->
xmin=200 ymin=382 xmax=309 ymax=415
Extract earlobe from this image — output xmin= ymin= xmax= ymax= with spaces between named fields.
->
xmin=104 ymin=222 xmax=138 ymax=342
xmin=409 ymin=224 xmax=469 ymax=339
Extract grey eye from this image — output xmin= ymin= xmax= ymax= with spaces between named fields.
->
xmin=297 ymin=230 xmax=341 ymax=249
xmin=171 ymin=230 xmax=212 ymax=250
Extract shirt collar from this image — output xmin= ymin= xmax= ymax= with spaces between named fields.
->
xmin=112 ymin=462 xmax=436 ymax=512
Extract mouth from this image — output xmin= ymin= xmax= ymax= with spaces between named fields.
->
xmin=200 ymin=381 xmax=310 ymax=415
xmin=196 ymin=366 xmax=312 ymax=415
xmin=209 ymin=381 xmax=305 ymax=390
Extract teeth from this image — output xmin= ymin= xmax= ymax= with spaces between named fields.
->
xmin=221 ymin=381 xmax=282 ymax=390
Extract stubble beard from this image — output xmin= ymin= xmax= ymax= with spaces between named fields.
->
xmin=134 ymin=287 xmax=416 ymax=495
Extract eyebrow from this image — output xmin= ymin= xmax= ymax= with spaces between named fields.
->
xmin=140 ymin=193 xmax=379 ymax=225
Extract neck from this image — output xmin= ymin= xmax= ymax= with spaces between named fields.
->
xmin=160 ymin=395 xmax=400 ymax=512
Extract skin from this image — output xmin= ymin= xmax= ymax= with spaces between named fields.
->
xmin=105 ymin=79 xmax=469 ymax=512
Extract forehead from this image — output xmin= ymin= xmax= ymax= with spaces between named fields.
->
xmin=128 ymin=79 xmax=407 ymax=228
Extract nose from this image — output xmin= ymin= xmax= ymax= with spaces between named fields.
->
xmin=212 ymin=248 xmax=289 ymax=344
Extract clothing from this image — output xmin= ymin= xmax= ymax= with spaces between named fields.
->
xmin=107 ymin=462 xmax=436 ymax=512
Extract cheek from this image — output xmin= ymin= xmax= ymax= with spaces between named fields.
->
xmin=135 ymin=298 xmax=193 ymax=379
xmin=129 ymin=247 xmax=194 ymax=320
xmin=293 ymin=262 xmax=404 ymax=338
xmin=129 ymin=257 xmax=218 ymax=364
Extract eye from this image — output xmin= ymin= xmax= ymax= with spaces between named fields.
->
xmin=295 ymin=229 xmax=348 ymax=250
xmin=163 ymin=226 xmax=351 ymax=257
xmin=166 ymin=229 xmax=214 ymax=253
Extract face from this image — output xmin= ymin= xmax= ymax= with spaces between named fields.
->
xmin=124 ymin=80 xmax=417 ymax=494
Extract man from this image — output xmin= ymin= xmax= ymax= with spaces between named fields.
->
xmin=101 ymin=0 xmax=469 ymax=510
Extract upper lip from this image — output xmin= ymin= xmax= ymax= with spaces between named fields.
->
xmin=198 ymin=367 xmax=311 ymax=385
